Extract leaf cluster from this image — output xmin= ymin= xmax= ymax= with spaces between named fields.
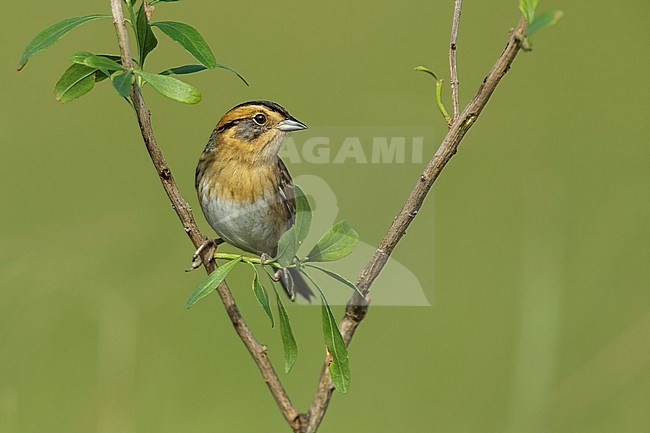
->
xmin=186 ymin=186 xmax=360 ymax=393
xmin=518 ymin=0 xmax=563 ymax=50
xmin=17 ymin=0 xmax=247 ymax=104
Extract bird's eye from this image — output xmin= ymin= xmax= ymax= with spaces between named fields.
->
xmin=253 ymin=113 xmax=267 ymax=125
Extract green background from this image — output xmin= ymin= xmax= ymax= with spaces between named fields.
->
xmin=2 ymin=1 xmax=649 ymax=432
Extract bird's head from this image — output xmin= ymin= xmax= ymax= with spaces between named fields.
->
xmin=210 ymin=100 xmax=307 ymax=163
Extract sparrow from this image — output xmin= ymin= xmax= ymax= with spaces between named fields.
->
xmin=194 ymin=100 xmax=314 ymax=301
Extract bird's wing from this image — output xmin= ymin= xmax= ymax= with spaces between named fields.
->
xmin=276 ymin=157 xmax=296 ymax=226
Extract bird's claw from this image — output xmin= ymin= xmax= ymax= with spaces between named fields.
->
xmin=260 ymin=252 xmax=273 ymax=265
xmin=186 ymin=238 xmax=222 ymax=272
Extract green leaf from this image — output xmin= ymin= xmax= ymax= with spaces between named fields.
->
xmin=186 ymin=257 xmax=242 ymax=308
xmin=320 ymin=292 xmax=350 ymax=393
xmin=95 ymin=70 xmax=111 ymax=83
xmin=53 ymin=63 xmax=96 ymax=103
xmin=299 ymin=271 xmax=350 ymax=392
xmin=519 ymin=0 xmax=538 ymax=24
xmin=72 ymin=53 xmax=125 ymax=82
xmin=275 ymin=291 xmax=298 ymax=373
xmin=149 ymin=0 xmax=180 ymax=4
xmin=525 ymin=10 xmax=564 ymax=36
xmin=69 ymin=51 xmax=94 ymax=64
xmin=414 ymin=65 xmax=451 ymax=124
xmin=136 ymin=2 xmax=158 ymax=65
xmin=305 ymin=264 xmax=364 ymax=298
xmin=70 ymin=52 xmax=123 ymax=66
xmin=17 ymin=14 xmax=111 ymax=71
xmin=112 ymin=70 xmax=133 ymax=98
xmin=306 ymin=221 xmax=359 ymax=262
xmin=82 ymin=55 xmax=125 ymax=71
xmin=251 ymin=267 xmax=274 ymax=327
xmin=158 ymin=63 xmax=249 ymax=86
xmin=294 ymin=185 xmax=312 ymax=246
xmin=152 ymin=21 xmax=217 ymax=69
xmin=414 ymin=65 xmax=440 ymax=81
xmin=159 ymin=64 xmax=207 ymax=75
xmin=214 ymin=63 xmax=249 ymax=86
xmin=274 ymin=227 xmax=298 ymax=267
xmin=134 ymin=70 xmax=202 ymax=104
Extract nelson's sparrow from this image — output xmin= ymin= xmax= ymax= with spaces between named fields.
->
xmin=194 ymin=100 xmax=314 ymax=301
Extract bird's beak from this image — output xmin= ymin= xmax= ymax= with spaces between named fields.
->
xmin=277 ymin=116 xmax=308 ymax=132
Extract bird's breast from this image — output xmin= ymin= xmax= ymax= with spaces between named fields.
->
xmin=196 ymin=159 xmax=289 ymax=256
xmin=200 ymin=191 xmax=280 ymax=256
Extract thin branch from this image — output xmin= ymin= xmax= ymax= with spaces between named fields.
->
xmin=449 ymin=0 xmax=462 ymax=121
xmin=110 ymin=0 xmax=133 ymax=68
xmin=305 ymin=17 xmax=527 ymax=433
xmin=108 ymin=1 xmax=304 ymax=431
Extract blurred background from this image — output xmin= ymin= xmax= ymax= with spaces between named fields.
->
xmin=2 ymin=1 xmax=649 ymax=432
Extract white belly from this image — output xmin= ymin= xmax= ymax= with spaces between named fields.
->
xmin=201 ymin=192 xmax=279 ymax=256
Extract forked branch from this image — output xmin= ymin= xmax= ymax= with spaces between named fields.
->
xmin=111 ymin=0 xmax=526 ymax=431
xmin=305 ymin=14 xmax=527 ymax=433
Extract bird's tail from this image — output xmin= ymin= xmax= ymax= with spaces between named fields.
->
xmin=279 ymin=268 xmax=315 ymax=302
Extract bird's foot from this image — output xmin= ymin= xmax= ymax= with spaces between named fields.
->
xmin=259 ymin=253 xmax=284 ymax=284
xmin=260 ymin=253 xmax=273 ymax=266
xmin=186 ymin=238 xmax=223 ymax=271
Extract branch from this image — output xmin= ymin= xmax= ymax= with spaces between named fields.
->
xmin=108 ymin=1 xmax=304 ymax=430
xmin=305 ymin=16 xmax=527 ymax=432
xmin=449 ymin=0 xmax=462 ymax=121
